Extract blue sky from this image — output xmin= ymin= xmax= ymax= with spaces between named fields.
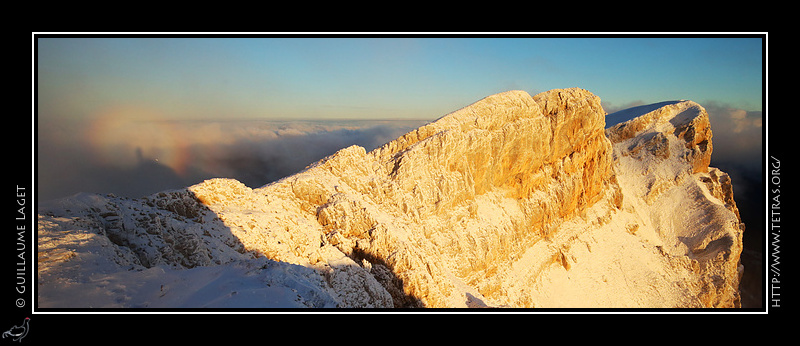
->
xmin=36 ymin=35 xmax=763 ymax=121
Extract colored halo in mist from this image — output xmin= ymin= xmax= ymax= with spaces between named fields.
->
xmin=84 ymin=105 xmax=192 ymax=176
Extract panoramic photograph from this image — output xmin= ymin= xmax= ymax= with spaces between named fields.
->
xmin=32 ymin=35 xmax=765 ymax=316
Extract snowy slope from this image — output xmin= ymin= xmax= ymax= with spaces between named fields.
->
xmin=604 ymin=100 xmax=683 ymax=128
xmin=37 ymin=89 xmax=744 ymax=309
xmin=37 ymin=191 xmax=341 ymax=308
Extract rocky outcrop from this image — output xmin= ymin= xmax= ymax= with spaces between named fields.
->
xmin=606 ymin=100 xmax=744 ymax=307
xmin=204 ymin=88 xmax=623 ymax=308
xmin=37 ymin=88 xmax=744 ymax=308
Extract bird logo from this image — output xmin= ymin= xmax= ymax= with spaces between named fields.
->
xmin=2 ymin=317 xmax=29 ymax=342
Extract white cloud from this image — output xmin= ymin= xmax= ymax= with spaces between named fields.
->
xmin=702 ymin=102 xmax=762 ymax=178
xmin=37 ymin=118 xmax=427 ymax=201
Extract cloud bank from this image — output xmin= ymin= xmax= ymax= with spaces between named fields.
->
xmin=703 ymin=102 xmax=762 ymax=174
xmin=37 ymin=118 xmax=428 ymax=202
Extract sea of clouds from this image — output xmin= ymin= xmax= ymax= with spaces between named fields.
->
xmin=36 ymin=118 xmax=428 ymax=202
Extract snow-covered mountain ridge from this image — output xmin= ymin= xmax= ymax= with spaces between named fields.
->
xmin=37 ymin=88 xmax=744 ymax=308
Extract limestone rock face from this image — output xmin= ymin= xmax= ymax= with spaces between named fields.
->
xmin=239 ymin=88 xmax=621 ymax=307
xmin=37 ymin=88 xmax=744 ymax=308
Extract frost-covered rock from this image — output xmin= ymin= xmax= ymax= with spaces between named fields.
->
xmin=37 ymin=88 xmax=744 ymax=308
xmin=605 ymin=100 xmax=743 ymax=307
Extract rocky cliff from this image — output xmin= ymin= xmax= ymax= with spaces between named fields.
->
xmin=37 ymin=88 xmax=744 ymax=308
